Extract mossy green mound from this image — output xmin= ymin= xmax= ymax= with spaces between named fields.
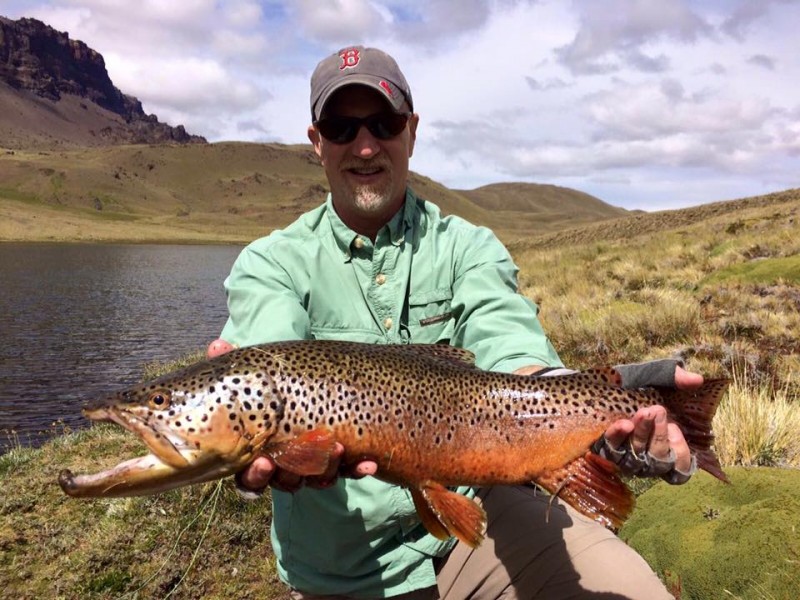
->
xmin=702 ymin=255 xmax=800 ymax=286
xmin=621 ymin=467 xmax=800 ymax=599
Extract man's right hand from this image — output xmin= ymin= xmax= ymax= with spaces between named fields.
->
xmin=207 ymin=339 xmax=378 ymax=494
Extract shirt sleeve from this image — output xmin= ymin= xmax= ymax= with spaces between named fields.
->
xmin=448 ymin=225 xmax=563 ymax=373
xmin=219 ymin=242 xmax=311 ymax=347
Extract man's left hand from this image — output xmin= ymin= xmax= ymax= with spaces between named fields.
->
xmin=599 ymin=366 xmax=701 ymax=479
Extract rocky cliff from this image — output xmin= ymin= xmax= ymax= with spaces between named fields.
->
xmin=0 ymin=16 xmax=206 ymax=146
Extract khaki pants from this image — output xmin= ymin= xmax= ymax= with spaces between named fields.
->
xmin=290 ymin=486 xmax=673 ymax=600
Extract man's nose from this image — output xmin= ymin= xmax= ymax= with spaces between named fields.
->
xmin=351 ymin=125 xmax=381 ymax=158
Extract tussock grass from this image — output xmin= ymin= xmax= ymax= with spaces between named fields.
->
xmin=714 ymin=371 xmax=800 ymax=468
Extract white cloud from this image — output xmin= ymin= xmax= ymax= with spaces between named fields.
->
xmin=556 ymin=0 xmax=713 ymax=75
xmin=105 ymin=55 xmax=264 ymax=113
xmin=288 ymin=0 xmax=388 ymax=44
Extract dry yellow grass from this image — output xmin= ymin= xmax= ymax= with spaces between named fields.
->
xmin=714 ymin=371 xmax=800 ymax=468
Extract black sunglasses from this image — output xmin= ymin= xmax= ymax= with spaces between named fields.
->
xmin=314 ymin=112 xmax=412 ymax=144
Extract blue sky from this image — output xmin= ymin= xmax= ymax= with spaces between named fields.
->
xmin=3 ymin=0 xmax=799 ymax=210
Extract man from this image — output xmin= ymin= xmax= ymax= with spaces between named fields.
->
xmin=209 ymin=46 xmax=698 ymax=599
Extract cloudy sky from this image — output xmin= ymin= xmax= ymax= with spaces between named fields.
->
xmin=3 ymin=0 xmax=799 ymax=210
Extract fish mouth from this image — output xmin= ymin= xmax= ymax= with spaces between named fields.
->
xmin=59 ymin=405 xmax=236 ymax=499
xmin=83 ymin=405 xmax=189 ymax=469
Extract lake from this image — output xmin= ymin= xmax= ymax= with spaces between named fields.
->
xmin=0 ymin=243 xmax=243 ymax=452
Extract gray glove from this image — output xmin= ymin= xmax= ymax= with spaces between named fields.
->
xmin=614 ymin=358 xmax=684 ymax=390
xmin=591 ymin=436 xmax=697 ymax=484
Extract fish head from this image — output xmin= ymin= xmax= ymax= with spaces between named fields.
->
xmin=59 ymin=352 xmax=274 ymax=498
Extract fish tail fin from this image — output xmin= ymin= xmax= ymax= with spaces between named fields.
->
xmin=659 ymin=378 xmax=730 ymax=483
xmin=537 ymin=452 xmax=634 ymax=530
xmin=412 ymin=481 xmax=487 ymax=548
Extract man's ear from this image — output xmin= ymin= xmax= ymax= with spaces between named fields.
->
xmin=406 ymin=113 xmax=419 ymax=158
xmin=308 ymin=125 xmax=323 ymax=160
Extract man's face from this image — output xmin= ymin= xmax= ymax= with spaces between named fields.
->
xmin=308 ymin=85 xmax=418 ymax=235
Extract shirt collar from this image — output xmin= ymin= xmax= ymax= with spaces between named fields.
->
xmin=326 ymin=189 xmax=417 ymax=262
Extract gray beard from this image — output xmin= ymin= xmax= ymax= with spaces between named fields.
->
xmin=352 ymin=184 xmax=392 ymax=213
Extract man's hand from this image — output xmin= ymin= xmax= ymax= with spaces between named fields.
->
xmin=207 ymin=339 xmax=378 ymax=495
xmin=596 ymin=365 xmax=702 ymax=481
xmin=602 ymin=366 xmax=701 ymax=474
xmin=519 ymin=361 xmax=703 ymax=482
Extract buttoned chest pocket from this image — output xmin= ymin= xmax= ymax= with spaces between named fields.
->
xmin=407 ymin=288 xmax=455 ymax=344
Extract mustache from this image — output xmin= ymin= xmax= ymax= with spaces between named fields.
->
xmin=340 ymin=159 xmax=392 ymax=171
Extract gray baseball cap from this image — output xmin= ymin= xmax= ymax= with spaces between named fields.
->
xmin=310 ymin=46 xmax=413 ymax=121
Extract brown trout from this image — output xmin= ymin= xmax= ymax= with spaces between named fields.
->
xmin=59 ymin=341 xmax=729 ymax=547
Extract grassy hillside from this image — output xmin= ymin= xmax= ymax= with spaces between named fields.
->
xmin=459 ymin=181 xmax=628 ymax=232
xmin=0 ymin=142 xmax=627 ymax=243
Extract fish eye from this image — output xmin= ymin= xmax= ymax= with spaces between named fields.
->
xmin=148 ymin=391 xmax=172 ymax=410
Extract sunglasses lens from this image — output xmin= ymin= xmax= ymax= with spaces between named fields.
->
xmin=317 ymin=117 xmax=359 ymax=144
xmin=317 ymin=113 xmax=410 ymax=144
xmin=367 ymin=113 xmax=409 ymax=139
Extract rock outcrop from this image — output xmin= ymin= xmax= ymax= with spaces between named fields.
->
xmin=0 ymin=16 xmax=206 ymax=146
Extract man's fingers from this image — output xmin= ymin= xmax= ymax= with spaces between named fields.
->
xmin=305 ymin=443 xmax=345 ymax=489
xmin=207 ymin=338 xmax=234 ymax=359
xmin=271 ymin=469 xmax=304 ymax=493
xmin=675 ymin=366 xmax=704 ymax=390
xmin=351 ymin=460 xmax=378 ymax=477
xmin=630 ymin=407 xmax=655 ymax=455
xmin=339 ymin=459 xmax=378 ymax=479
xmin=239 ymin=456 xmax=276 ymax=490
xmin=603 ymin=419 xmax=634 ymax=450
xmin=645 ymin=406 xmax=671 ymax=461
xmin=668 ymin=422 xmax=692 ymax=472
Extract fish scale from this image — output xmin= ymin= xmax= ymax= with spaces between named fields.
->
xmin=59 ymin=340 xmax=729 ymax=548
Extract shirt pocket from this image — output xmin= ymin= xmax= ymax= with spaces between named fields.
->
xmin=407 ymin=287 xmax=455 ymax=344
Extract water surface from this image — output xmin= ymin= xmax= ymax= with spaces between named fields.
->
xmin=0 ymin=243 xmax=242 ymax=451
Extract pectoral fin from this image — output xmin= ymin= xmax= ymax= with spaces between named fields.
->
xmin=413 ymin=481 xmax=487 ymax=548
xmin=536 ymin=452 xmax=634 ymax=530
xmin=264 ymin=428 xmax=336 ymax=476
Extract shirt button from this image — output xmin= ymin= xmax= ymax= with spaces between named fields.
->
xmin=383 ymin=318 xmax=393 ymax=330
xmin=375 ymin=274 xmax=387 ymax=285
xmin=353 ymin=237 xmax=365 ymax=249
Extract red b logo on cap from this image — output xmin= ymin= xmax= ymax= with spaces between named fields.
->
xmin=339 ymin=48 xmax=360 ymax=70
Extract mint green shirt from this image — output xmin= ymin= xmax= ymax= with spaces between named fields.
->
xmin=220 ymin=188 xmax=562 ymax=598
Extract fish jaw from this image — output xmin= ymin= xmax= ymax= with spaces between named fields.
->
xmin=83 ymin=405 xmax=190 ymax=469
xmin=58 ymin=452 xmax=242 ymax=498
xmin=61 ymin=399 xmax=265 ymax=498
